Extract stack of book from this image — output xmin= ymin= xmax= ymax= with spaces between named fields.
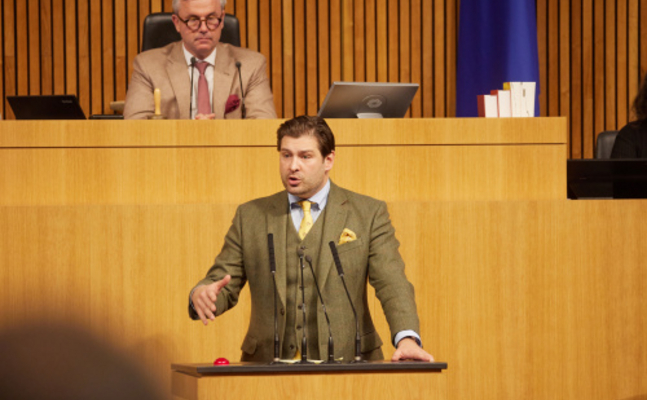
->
xmin=477 ymin=82 xmax=536 ymax=118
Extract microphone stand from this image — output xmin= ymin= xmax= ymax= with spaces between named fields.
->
xmin=305 ymin=255 xmax=338 ymax=363
xmin=267 ymin=234 xmax=281 ymax=364
xmin=189 ymin=57 xmax=196 ymax=119
xmin=297 ymin=249 xmax=313 ymax=364
xmin=329 ymin=241 xmax=366 ymax=363
xmin=235 ymin=61 xmax=246 ymax=118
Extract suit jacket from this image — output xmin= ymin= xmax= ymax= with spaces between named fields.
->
xmin=123 ymin=41 xmax=277 ymax=119
xmin=190 ymin=182 xmax=420 ymax=362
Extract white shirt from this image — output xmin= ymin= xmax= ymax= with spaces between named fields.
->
xmin=181 ymin=45 xmax=217 ymax=119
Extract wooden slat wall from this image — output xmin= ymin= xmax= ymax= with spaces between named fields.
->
xmin=0 ymin=0 xmax=457 ymax=120
xmin=1 ymin=0 xmax=645 ymax=158
xmin=537 ymin=0 xmax=647 ymax=158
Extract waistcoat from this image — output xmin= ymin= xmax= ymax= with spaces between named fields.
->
xmin=281 ymin=206 xmax=327 ymax=360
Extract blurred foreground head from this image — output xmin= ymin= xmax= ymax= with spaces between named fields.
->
xmin=0 ymin=322 xmax=167 ymax=400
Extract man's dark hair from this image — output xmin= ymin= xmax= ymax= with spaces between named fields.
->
xmin=633 ymin=73 xmax=647 ymax=121
xmin=277 ymin=116 xmax=335 ymax=157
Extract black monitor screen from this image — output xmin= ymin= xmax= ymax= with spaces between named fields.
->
xmin=7 ymin=95 xmax=86 ymax=120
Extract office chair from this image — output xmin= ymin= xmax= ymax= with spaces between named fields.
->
xmin=141 ymin=12 xmax=241 ymax=52
xmin=595 ymin=130 xmax=619 ymax=159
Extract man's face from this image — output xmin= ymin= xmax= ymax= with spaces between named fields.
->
xmin=172 ymin=0 xmax=223 ymax=59
xmin=279 ymin=134 xmax=335 ymax=199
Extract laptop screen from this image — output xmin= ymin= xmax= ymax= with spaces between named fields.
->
xmin=7 ymin=95 xmax=86 ymax=120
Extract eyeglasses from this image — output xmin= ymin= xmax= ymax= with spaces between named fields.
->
xmin=176 ymin=14 xmax=224 ymax=31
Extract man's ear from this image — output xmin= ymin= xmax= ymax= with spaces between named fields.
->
xmin=324 ymin=151 xmax=335 ymax=172
xmin=171 ymin=14 xmax=182 ymax=33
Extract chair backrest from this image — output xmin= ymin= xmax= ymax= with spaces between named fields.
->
xmin=595 ymin=130 xmax=619 ymax=159
xmin=141 ymin=12 xmax=240 ymax=52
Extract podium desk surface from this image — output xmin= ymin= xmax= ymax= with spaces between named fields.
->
xmin=172 ymin=360 xmax=448 ymax=377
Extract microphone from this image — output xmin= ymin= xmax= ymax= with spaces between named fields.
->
xmin=189 ymin=57 xmax=197 ymax=119
xmin=267 ymin=234 xmax=281 ymax=364
xmin=329 ymin=241 xmax=365 ymax=363
xmin=235 ymin=61 xmax=247 ymax=118
xmin=296 ymin=248 xmax=313 ymax=363
xmin=305 ymin=255 xmax=338 ymax=363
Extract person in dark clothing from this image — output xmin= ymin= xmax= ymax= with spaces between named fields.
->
xmin=611 ymin=74 xmax=647 ymax=158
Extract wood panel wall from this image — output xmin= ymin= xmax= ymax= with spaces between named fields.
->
xmin=1 ymin=200 xmax=646 ymax=400
xmin=1 ymin=0 xmax=646 ymax=158
xmin=537 ymin=0 xmax=647 ymax=158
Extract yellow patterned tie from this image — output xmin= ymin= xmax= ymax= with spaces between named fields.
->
xmin=298 ymin=200 xmax=313 ymax=240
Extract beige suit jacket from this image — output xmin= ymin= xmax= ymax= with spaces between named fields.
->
xmin=190 ymin=182 xmax=420 ymax=362
xmin=124 ymin=41 xmax=276 ymax=119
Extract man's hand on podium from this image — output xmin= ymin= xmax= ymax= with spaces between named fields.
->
xmin=191 ymin=275 xmax=232 ymax=325
xmin=391 ymin=337 xmax=435 ymax=362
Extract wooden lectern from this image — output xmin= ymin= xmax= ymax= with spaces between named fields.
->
xmin=171 ymin=361 xmax=448 ymax=400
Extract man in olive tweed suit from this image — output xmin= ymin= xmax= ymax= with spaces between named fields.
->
xmin=189 ymin=116 xmax=433 ymax=362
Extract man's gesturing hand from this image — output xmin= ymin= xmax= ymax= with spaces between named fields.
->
xmin=191 ymin=275 xmax=231 ymax=326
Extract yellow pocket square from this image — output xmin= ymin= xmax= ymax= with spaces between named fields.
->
xmin=338 ymin=228 xmax=357 ymax=245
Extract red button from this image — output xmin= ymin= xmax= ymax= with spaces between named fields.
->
xmin=213 ymin=357 xmax=230 ymax=365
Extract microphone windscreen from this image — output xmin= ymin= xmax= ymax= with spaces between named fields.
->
xmin=267 ymin=234 xmax=276 ymax=273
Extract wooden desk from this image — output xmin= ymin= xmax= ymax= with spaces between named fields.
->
xmin=0 ymin=118 xmax=567 ymax=205
xmin=171 ymin=361 xmax=447 ymax=400
xmin=7 ymin=118 xmax=640 ymax=400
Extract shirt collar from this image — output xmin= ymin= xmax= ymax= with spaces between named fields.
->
xmin=182 ymin=45 xmax=217 ymax=67
xmin=288 ymin=179 xmax=331 ymax=209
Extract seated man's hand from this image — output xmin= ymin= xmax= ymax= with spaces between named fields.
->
xmin=391 ymin=337 xmax=435 ymax=362
xmin=191 ymin=275 xmax=231 ymax=325
xmin=194 ymin=113 xmax=216 ymax=120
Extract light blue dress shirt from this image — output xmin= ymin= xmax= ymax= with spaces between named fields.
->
xmin=288 ymin=179 xmax=330 ymax=232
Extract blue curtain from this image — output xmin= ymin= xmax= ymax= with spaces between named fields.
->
xmin=456 ymin=0 xmax=540 ymax=117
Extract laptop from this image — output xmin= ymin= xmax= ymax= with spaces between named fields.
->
xmin=318 ymin=82 xmax=419 ymax=118
xmin=7 ymin=95 xmax=86 ymax=120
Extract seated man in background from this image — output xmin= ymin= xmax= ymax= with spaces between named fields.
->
xmin=611 ymin=73 xmax=647 ymax=158
xmin=124 ymin=0 xmax=276 ymax=120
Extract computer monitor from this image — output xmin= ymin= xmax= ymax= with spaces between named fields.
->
xmin=317 ymin=82 xmax=419 ymax=118
xmin=7 ymin=95 xmax=86 ymax=120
